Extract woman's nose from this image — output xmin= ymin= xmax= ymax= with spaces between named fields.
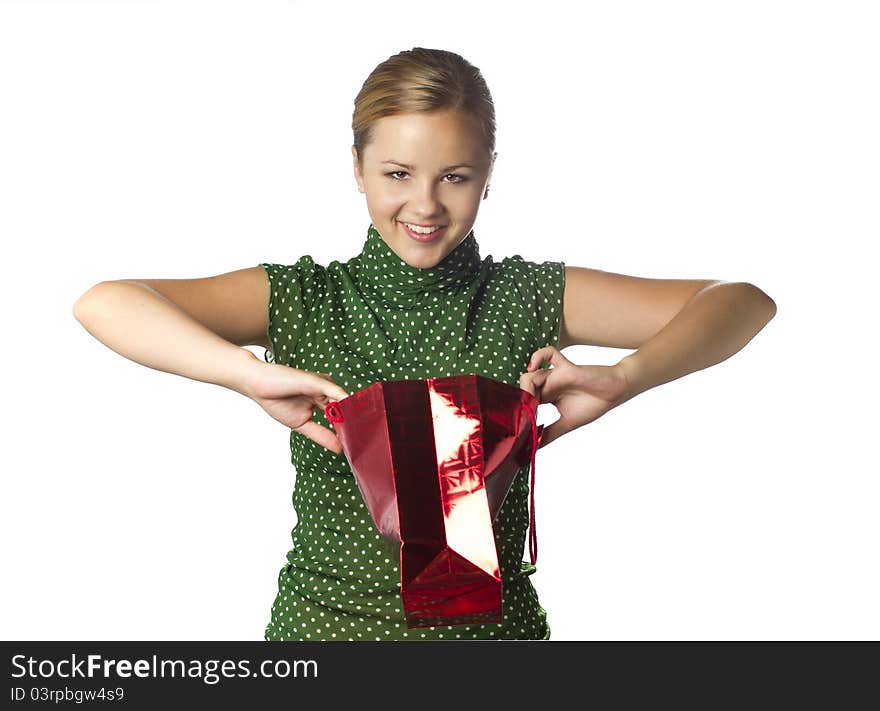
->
xmin=408 ymin=181 xmax=444 ymax=214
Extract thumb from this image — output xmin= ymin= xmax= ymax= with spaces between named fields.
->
xmin=519 ymin=367 xmax=552 ymax=400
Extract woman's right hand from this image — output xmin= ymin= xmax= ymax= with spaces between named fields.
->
xmin=242 ymin=360 xmax=350 ymax=454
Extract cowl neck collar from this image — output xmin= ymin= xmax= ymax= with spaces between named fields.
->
xmin=354 ymin=223 xmax=483 ymax=308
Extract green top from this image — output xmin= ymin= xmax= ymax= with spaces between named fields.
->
xmin=259 ymin=223 xmax=565 ymax=640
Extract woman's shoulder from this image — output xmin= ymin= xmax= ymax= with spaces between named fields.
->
xmin=260 ymin=254 xmax=323 ymax=274
xmin=260 ymin=255 xmax=333 ymax=287
xmin=259 ymin=256 xmax=333 ymax=314
xmin=489 ymin=252 xmax=565 ymax=284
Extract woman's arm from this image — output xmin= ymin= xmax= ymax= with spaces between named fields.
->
xmin=521 ymin=281 xmax=776 ymax=448
xmin=73 ymin=280 xmax=261 ymax=397
xmin=73 ymin=272 xmax=350 ymax=452
xmin=615 ymin=282 xmax=776 ymax=404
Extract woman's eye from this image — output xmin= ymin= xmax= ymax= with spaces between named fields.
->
xmin=385 ymin=171 xmax=468 ymax=184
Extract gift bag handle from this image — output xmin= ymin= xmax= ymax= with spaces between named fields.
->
xmin=521 ymin=402 xmax=540 ymax=566
xmin=325 ymin=402 xmax=344 ymax=423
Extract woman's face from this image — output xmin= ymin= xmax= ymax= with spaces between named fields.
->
xmin=352 ymin=109 xmax=495 ymax=269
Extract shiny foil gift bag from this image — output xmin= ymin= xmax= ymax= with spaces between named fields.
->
xmin=324 ymin=373 xmax=544 ymax=629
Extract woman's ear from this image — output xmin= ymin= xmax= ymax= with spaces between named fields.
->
xmin=484 ymin=151 xmax=496 ymax=198
xmin=352 ymin=145 xmax=365 ymax=193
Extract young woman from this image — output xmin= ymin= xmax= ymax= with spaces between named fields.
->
xmin=73 ymin=47 xmax=776 ymax=641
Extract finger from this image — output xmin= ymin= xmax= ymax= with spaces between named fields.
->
xmin=519 ymin=368 xmax=552 ymax=401
xmin=532 ymin=368 xmax=552 ymax=388
xmin=295 ymin=420 xmax=344 ymax=455
xmin=323 ymin=384 xmax=349 ymax=401
xmin=316 ymin=373 xmax=349 ymax=399
xmin=526 ymin=345 xmax=565 ymax=371
xmin=301 ymin=372 xmax=349 ymax=401
xmin=518 ymin=373 xmax=536 ymax=396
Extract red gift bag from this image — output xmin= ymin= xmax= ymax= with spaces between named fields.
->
xmin=324 ymin=373 xmax=544 ymax=629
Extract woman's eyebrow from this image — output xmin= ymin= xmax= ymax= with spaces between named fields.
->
xmin=382 ymin=159 xmax=475 ymax=171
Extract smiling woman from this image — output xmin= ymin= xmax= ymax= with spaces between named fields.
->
xmin=351 ymin=108 xmax=495 ymax=269
xmin=250 ymin=47 xmax=574 ymax=642
xmin=73 ymin=45 xmax=775 ymax=644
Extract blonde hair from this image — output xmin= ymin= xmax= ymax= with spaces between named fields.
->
xmin=352 ymin=47 xmax=496 ymax=170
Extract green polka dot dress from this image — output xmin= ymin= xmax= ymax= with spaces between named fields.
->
xmin=259 ymin=223 xmax=565 ymax=641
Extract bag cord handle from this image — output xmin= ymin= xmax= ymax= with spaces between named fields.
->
xmin=325 ymin=402 xmax=344 ymax=423
xmin=521 ymin=402 xmax=540 ymax=566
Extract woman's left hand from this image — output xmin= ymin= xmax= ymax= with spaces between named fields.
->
xmin=518 ymin=345 xmax=630 ymax=449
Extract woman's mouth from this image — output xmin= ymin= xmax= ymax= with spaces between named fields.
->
xmin=400 ymin=221 xmax=447 ymax=243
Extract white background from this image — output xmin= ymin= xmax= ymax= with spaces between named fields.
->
xmin=1 ymin=0 xmax=877 ymax=641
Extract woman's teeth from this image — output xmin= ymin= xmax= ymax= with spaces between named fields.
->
xmin=403 ymin=222 xmax=440 ymax=234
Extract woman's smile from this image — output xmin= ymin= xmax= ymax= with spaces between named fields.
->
xmin=400 ymin=221 xmax=448 ymax=243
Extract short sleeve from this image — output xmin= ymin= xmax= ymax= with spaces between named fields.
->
xmin=259 ymin=256 xmax=322 ymax=366
xmin=498 ymin=255 xmax=566 ymax=351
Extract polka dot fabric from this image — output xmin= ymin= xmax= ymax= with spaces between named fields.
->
xmin=259 ymin=223 xmax=565 ymax=641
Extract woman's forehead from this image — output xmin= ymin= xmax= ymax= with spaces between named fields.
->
xmin=367 ymin=112 xmax=487 ymax=162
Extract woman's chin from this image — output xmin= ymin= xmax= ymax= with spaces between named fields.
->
xmin=404 ymin=255 xmax=442 ymax=269
xmin=389 ymin=242 xmax=445 ymax=269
